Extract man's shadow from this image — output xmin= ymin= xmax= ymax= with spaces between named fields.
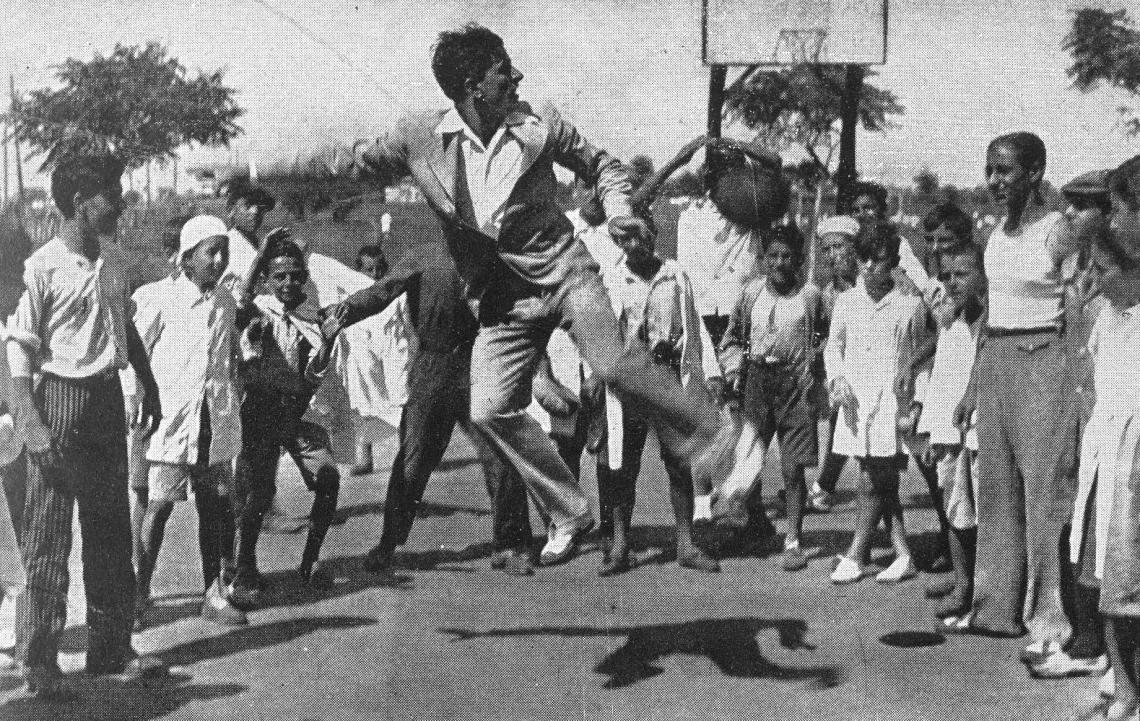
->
xmin=3 ymin=616 xmax=375 ymax=718
xmin=442 ymin=617 xmax=844 ymax=689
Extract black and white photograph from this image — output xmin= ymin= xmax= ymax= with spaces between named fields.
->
xmin=1 ymin=1 xmax=1139 ymax=718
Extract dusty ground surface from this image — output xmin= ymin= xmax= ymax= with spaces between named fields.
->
xmin=0 ymin=429 xmax=1108 ymax=720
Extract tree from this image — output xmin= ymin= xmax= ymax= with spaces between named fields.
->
xmin=1064 ymin=8 xmax=1140 ymax=135
xmin=8 ymin=42 xmax=243 ymax=170
xmin=724 ymin=66 xmax=904 ymax=181
xmin=913 ymin=167 xmax=940 ymax=196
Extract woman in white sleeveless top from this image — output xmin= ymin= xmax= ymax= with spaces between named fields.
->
xmin=949 ymin=132 xmax=1087 ymax=654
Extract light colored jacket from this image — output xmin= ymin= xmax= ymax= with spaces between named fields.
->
xmin=293 ymin=103 xmax=633 ymax=297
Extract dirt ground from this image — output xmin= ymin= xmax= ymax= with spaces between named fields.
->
xmin=0 ymin=428 xmax=1109 ymax=720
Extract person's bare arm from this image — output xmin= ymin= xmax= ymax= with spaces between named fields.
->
xmin=629 ymin=135 xmax=708 ymax=211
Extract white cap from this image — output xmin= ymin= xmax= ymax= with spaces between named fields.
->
xmin=179 ymin=215 xmax=229 ymax=257
xmin=815 ymin=215 xmax=860 ymax=238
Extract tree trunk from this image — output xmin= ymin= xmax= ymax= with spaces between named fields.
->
xmin=834 ymin=65 xmax=865 ymax=214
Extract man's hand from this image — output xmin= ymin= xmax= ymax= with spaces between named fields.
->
xmin=953 ymin=395 xmax=976 ymax=433
xmin=829 ymin=377 xmax=856 ymax=411
xmin=23 ymin=413 xmax=57 ymax=466
xmin=321 ymin=302 xmax=348 ymax=340
xmin=264 ymin=226 xmax=291 ymax=246
xmin=134 ymin=385 xmax=162 ymax=440
xmin=608 ymin=215 xmax=651 ymax=244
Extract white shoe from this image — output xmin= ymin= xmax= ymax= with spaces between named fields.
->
xmin=540 ymin=516 xmax=594 ymax=566
xmin=1100 ymin=667 xmax=1116 ymax=699
xmin=875 ymin=556 xmax=917 ymax=583
xmin=830 ymin=555 xmax=864 ymax=584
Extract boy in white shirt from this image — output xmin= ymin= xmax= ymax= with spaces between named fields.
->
xmin=128 ymin=215 xmax=189 ymax=582
xmin=915 ymin=242 xmax=986 ymax=622
xmin=826 ymin=221 xmax=929 ymax=584
xmin=133 ymin=216 xmax=247 ymax=629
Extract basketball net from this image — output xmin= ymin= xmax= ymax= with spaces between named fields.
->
xmin=772 ymin=28 xmax=827 ymax=65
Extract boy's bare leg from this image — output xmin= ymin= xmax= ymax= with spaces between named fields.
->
xmin=136 ymin=500 xmax=175 ymax=629
xmin=844 ymin=467 xmax=883 ymax=567
xmin=1105 ymin=617 xmax=1139 ymax=719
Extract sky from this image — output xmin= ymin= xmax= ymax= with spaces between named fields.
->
xmin=2 ymin=0 xmax=1139 ymax=191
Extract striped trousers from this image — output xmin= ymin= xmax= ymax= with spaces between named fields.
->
xmin=16 ymin=373 xmax=135 ymax=670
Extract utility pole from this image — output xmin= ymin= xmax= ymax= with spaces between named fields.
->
xmin=2 ymin=122 xmax=8 ymax=205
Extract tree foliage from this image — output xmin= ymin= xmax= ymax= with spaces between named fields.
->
xmin=1064 ymin=8 xmax=1140 ymax=135
xmin=724 ymin=66 xmax=904 ymax=178
xmin=8 ymin=42 xmax=244 ymax=170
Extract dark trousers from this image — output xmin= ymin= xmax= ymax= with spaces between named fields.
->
xmin=234 ymin=388 xmax=340 ymax=574
xmin=2 ymin=452 xmax=26 ymax=544
xmin=380 ymin=348 xmax=531 ymax=553
xmin=596 ymin=411 xmax=691 ymax=540
xmin=16 ymin=374 xmax=135 ymax=670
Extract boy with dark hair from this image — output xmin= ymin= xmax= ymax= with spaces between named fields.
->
xmin=826 ymin=220 xmax=929 ymax=584
xmin=6 ymin=154 xmax=164 ymax=695
xmin=716 ymin=224 xmax=827 ymax=572
xmin=133 ymin=216 xmax=247 ymax=629
xmin=230 ymin=234 xmax=340 ymax=603
xmin=593 ymin=204 xmax=722 ymax=576
xmin=916 ymin=240 xmax=986 ymax=624
xmin=222 ymin=180 xmax=279 ymax=299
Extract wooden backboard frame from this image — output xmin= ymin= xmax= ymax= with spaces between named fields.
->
xmin=703 ymin=0 xmax=888 ymax=66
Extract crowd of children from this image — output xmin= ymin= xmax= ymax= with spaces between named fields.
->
xmin=1 ymin=117 xmax=1140 ymax=718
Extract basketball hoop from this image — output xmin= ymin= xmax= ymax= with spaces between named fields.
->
xmin=703 ymin=0 xmax=887 ymax=66
xmin=773 ymin=28 xmax=827 ymax=65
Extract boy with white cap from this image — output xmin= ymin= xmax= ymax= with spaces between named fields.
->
xmin=810 ymin=215 xmax=861 ymax=512
xmin=133 ymin=215 xmax=247 ymax=628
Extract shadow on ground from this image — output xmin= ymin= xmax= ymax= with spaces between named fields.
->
xmin=441 ymin=617 xmax=844 ymax=689
xmin=332 ymin=499 xmax=491 ymax=526
xmin=1 ymin=671 xmax=246 ymax=721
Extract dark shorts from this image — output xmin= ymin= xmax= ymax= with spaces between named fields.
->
xmin=741 ymin=360 xmax=818 ymax=473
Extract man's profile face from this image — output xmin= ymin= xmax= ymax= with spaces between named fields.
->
xmin=80 ymin=180 xmax=124 ymax=236
xmin=473 ymin=55 xmax=522 ymax=123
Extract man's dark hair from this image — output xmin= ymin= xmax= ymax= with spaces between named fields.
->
xmin=851 ymin=181 xmax=889 ymax=214
xmin=161 ymin=214 xmax=194 ymax=257
xmin=988 ymin=131 xmax=1047 ymax=173
xmin=51 ymin=154 xmax=125 ymax=219
xmin=431 ymin=24 xmax=508 ymax=102
xmin=939 ymin=239 xmax=985 ymax=275
xmin=225 ymin=179 xmax=277 ymax=213
xmin=854 ymin=219 xmax=901 ymax=266
xmin=356 ymin=243 xmax=388 ymax=268
xmin=922 ymin=202 xmax=974 ymax=244
xmin=762 ymin=223 xmax=805 ymax=258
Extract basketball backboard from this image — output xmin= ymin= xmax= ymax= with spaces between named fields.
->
xmin=703 ymin=0 xmax=888 ymax=66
